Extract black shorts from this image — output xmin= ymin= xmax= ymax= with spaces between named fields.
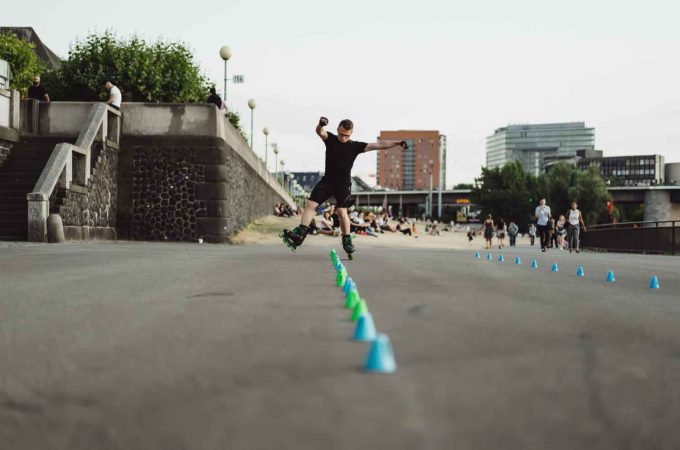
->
xmin=309 ymin=177 xmax=353 ymax=208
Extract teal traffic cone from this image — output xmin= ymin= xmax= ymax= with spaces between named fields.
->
xmin=498 ymin=254 xmax=505 ymax=263
xmin=364 ymin=334 xmax=397 ymax=373
xmin=576 ymin=265 xmax=585 ymax=277
xmin=606 ymin=271 xmax=616 ymax=282
xmin=354 ymin=312 xmax=377 ymax=341
xmin=486 ymin=253 xmax=493 ymax=261
xmin=649 ymin=276 xmax=660 ymax=289
xmin=551 ymin=262 xmax=559 ymax=272
xmin=343 ymin=277 xmax=354 ymax=294
xmin=515 ymin=256 xmax=521 ymax=265
xmin=475 ymin=251 xmax=481 ymax=259
xmin=531 ymin=259 xmax=538 ymax=269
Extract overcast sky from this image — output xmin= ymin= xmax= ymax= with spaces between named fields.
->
xmin=5 ymin=0 xmax=680 ymax=186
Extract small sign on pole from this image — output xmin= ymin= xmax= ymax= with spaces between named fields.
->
xmin=233 ymin=75 xmax=245 ymax=84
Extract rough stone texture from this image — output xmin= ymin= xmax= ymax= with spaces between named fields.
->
xmin=131 ymin=146 xmax=205 ymax=241
xmin=54 ymin=142 xmax=118 ymax=231
xmin=118 ymin=136 xmax=287 ymax=243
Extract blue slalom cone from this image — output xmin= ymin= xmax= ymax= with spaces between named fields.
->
xmin=649 ymin=276 xmax=660 ymax=289
xmin=475 ymin=251 xmax=481 ymax=259
xmin=498 ymin=254 xmax=505 ymax=263
xmin=343 ymin=277 xmax=354 ymax=294
xmin=354 ymin=312 xmax=377 ymax=341
xmin=551 ymin=262 xmax=559 ymax=272
xmin=486 ymin=253 xmax=493 ymax=261
xmin=576 ymin=265 xmax=585 ymax=277
xmin=515 ymin=256 xmax=522 ymax=265
xmin=531 ymin=259 xmax=538 ymax=269
xmin=606 ymin=271 xmax=616 ymax=283
xmin=364 ymin=334 xmax=397 ymax=374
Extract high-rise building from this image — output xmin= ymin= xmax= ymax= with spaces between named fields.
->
xmin=486 ymin=122 xmax=595 ymax=175
xmin=376 ymin=130 xmax=446 ymax=190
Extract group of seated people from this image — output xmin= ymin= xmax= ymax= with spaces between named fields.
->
xmin=273 ymin=203 xmax=297 ymax=218
xmin=305 ymin=206 xmax=415 ymax=238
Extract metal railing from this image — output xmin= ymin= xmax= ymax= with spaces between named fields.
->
xmin=26 ymin=103 xmax=121 ymax=242
xmin=582 ymin=220 xmax=679 ymax=255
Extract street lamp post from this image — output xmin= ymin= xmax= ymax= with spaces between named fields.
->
xmin=247 ymin=99 xmax=256 ymax=150
xmin=263 ymin=127 xmax=269 ymax=167
xmin=273 ymin=146 xmax=279 ymax=180
xmin=280 ymin=159 xmax=285 ymax=185
xmin=219 ymin=46 xmax=232 ymax=104
xmin=428 ymin=160 xmax=434 ymax=220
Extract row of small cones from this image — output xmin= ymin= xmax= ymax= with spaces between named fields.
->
xmin=331 ymin=249 xmax=397 ymax=374
xmin=475 ymin=251 xmax=661 ymax=289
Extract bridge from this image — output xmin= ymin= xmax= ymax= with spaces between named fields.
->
xmin=352 ymin=186 xmax=680 ymax=221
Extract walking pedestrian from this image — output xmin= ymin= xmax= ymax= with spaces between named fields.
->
xmin=482 ymin=214 xmax=494 ymax=249
xmin=528 ymin=223 xmax=536 ymax=246
xmin=508 ymin=220 xmax=519 ymax=247
xmin=496 ymin=217 xmax=507 ymax=249
xmin=556 ymin=215 xmax=567 ymax=250
xmin=535 ymin=198 xmax=552 ymax=252
xmin=567 ymin=201 xmax=586 ymax=253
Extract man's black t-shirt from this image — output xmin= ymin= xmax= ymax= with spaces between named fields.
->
xmin=207 ymin=93 xmax=222 ymax=109
xmin=323 ymin=132 xmax=368 ymax=181
xmin=27 ymin=84 xmax=48 ymax=101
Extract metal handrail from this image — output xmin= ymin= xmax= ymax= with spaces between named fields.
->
xmin=583 ymin=219 xmax=678 ymax=255
xmin=26 ymin=103 xmax=121 ymax=242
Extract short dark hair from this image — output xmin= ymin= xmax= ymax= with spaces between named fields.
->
xmin=209 ymin=87 xmax=216 ymax=94
xmin=339 ymin=119 xmax=353 ymax=130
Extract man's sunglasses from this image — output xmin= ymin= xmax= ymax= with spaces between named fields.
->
xmin=338 ymin=132 xmax=352 ymax=138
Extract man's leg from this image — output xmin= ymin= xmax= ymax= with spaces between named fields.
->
xmin=336 ymin=207 xmax=351 ymax=235
xmin=300 ymin=200 xmax=319 ymax=227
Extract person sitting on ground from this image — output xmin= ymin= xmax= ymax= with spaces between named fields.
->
xmin=430 ymin=220 xmax=440 ymax=236
xmin=396 ymin=217 xmax=413 ymax=236
xmin=318 ymin=210 xmax=340 ymax=236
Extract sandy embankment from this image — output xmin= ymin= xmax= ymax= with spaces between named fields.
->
xmin=231 ymin=215 xmax=515 ymax=251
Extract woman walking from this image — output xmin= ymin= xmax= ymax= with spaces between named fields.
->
xmin=556 ymin=215 xmax=567 ymax=250
xmin=482 ymin=214 xmax=495 ymax=249
xmin=567 ymin=201 xmax=586 ymax=253
xmin=496 ymin=217 xmax=507 ymax=249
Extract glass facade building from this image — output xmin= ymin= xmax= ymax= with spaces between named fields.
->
xmin=577 ymin=155 xmax=666 ymax=186
xmin=486 ymin=122 xmax=595 ymax=176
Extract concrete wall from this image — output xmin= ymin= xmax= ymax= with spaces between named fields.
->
xmin=118 ymin=103 xmax=293 ymax=242
xmin=18 ymin=101 xmax=293 ymax=243
xmin=666 ymin=163 xmax=680 ymax=185
xmin=644 ymin=189 xmax=680 ymax=222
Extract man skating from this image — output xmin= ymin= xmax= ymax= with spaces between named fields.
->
xmin=281 ymin=117 xmax=407 ymax=257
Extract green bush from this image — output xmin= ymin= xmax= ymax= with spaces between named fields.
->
xmin=0 ymin=31 xmax=46 ymax=97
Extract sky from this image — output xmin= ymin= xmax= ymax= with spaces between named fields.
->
xmin=4 ymin=0 xmax=680 ymax=187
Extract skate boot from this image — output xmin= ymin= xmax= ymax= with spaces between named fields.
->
xmin=342 ymin=234 xmax=356 ymax=260
xmin=280 ymin=225 xmax=307 ymax=252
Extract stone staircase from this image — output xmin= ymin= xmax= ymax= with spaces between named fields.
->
xmin=0 ymin=137 xmax=73 ymax=240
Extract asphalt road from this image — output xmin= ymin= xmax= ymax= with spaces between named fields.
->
xmin=1 ymin=241 xmax=679 ymax=450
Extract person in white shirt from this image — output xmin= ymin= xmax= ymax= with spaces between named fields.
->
xmin=104 ymin=81 xmax=122 ymax=110
xmin=534 ymin=198 xmax=552 ymax=252
xmin=566 ymin=201 xmax=586 ymax=253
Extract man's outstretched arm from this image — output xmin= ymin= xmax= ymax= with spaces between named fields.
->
xmin=316 ymin=116 xmax=329 ymax=141
xmin=365 ymin=140 xmax=408 ymax=152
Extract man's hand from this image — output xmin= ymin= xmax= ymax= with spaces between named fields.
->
xmin=399 ymin=140 xmax=408 ymax=149
xmin=319 ymin=116 xmax=329 ymax=127
xmin=316 ymin=116 xmax=329 ymax=140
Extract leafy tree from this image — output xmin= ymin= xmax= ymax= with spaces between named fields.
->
xmin=471 ymin=161 xmax=537 ymax=231
xmin=45 ymin=32 xmax=210 ymax=103
xmin=0 ymin=31 xmax=46 ymax=97
xmin=454 ymin=183 xmax=474 ymax=189
xmin=472 ymin=161 xmax=612 ymax=228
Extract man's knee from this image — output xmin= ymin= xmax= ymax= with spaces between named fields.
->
xmin=305 ymin=200 xmax=319 ymax=210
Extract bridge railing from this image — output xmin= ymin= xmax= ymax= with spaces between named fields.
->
xmin=582 ymin=220 xmax=679 ymax=255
